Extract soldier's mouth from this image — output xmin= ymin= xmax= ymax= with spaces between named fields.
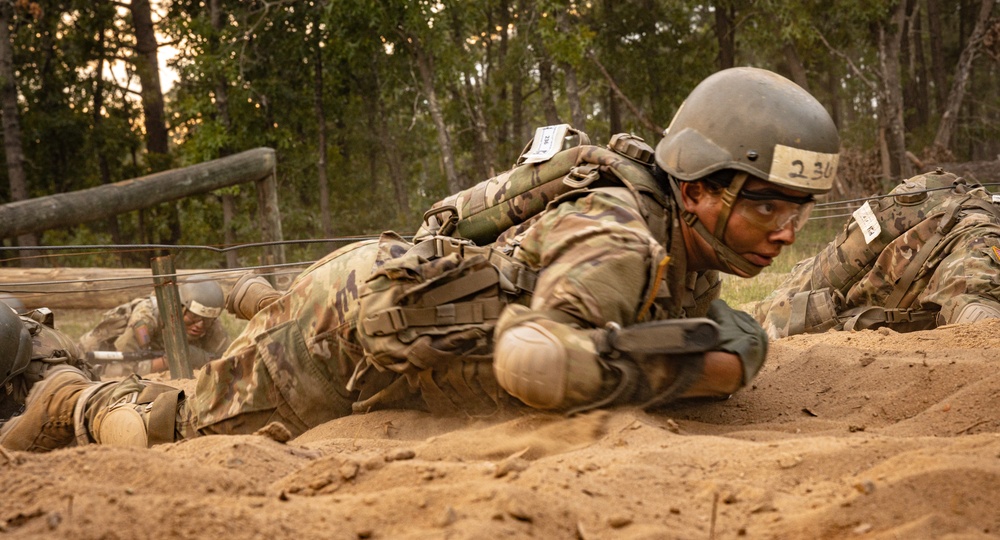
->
xmin=746 ymin=253 xmax=776 ymax=266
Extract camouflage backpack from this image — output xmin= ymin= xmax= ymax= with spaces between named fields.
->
xmin=354 ymin=125 xmax=664 ymax=414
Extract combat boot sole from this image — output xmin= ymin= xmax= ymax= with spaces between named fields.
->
xmin=0 ymin=365 xmax=92 ymax=452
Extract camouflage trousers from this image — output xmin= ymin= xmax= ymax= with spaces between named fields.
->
xmin=81 ymin=240 xmax=381 ymax=444
xmin=189 ymin=240 xmax=379 ymax=437
xmin=81 ymin=237 xmax=516 ymax=446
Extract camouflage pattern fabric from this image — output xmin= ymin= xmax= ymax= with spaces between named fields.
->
xmin=189 ymin=240 xmax=379 ymax=436
xmin=753 ymin=171 xmax=1000 ymax=339
xmin=77 ymin=295 xmax=231 ymax=370
xmin=179 ymin=183 xmax=723 ymax=438
xmin=87 ymin=145 xmax=745 ymax=442
xmin=418 ymin=144 xmax=665 ymax=246
xmin=1 ymin=310 xmax=99 ymax=421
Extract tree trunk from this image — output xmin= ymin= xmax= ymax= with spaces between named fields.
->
xmin=130 ymin=0 xmax=177 ymax=248
xmin=221 ymin=194 xmax=239 ymax=268
xmin=932 ymin=0 xmax=994 ymax=154
xmin=449 ymin=7 xmax=495 ymax=180
xmin=925 ymin=0 xmax=947 ymax=113
xmin=782 ymin=41 xmax=810 ymax=92
xmin=826 ymin=66 xmax=842 ymax=129
xmin=314 ymin=37 xmax=332 ymax=239
xmin=93 ymin=29 xmax=125 ymax=264
xmin=877 ymin=1 xmax=910 ymax=179
xmin=496 ymin=0 xmax=510 ymax=154
xmin=0 ymin=4 xmax=39 ymax=265
xmin=909 ymin=0 xmax=930 ymax=130
xmin=129 ymin=0 xmax=168 ymax=158
xmin=603 ymin=0 xmax=620 ymax=134
xmin=537 ymin=52 xmax=561 ymax=126
xmin=210 ymin=0 xmax=230 ymax=132
xmin=404 ymin=36 xmax=461 ymax=193
xmin=209 ymin=0 xmax=237 ymax=268
xmin=714 ymin=2 xmax=736 ymax=69
xmin=562 ymin=61 xmax=587 ymax=131
xmin=512 ymin=67 xmax=525 ymax=148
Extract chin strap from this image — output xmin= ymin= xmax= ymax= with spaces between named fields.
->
xmin=668 ymin=175 xmax=765 ymax=278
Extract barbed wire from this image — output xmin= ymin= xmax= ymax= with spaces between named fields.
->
xmin=0 ymin=182 xmax=996 ymax=292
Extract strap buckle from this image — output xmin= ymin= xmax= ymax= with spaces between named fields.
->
xmin=363 ymin=307 xmax=408 ymax=336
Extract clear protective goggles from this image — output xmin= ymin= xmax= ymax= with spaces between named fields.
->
xmin=731 ymin=189 xmax=815 ymax=233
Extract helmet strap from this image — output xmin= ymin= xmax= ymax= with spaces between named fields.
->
xmin=669 ymin=176 xmax=765 ymax=277
xmin=712 ymin=172 xmax=748 ymax=237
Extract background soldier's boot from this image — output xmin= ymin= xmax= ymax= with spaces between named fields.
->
xmin=225 ymin=274 xmax=281 ymax=320
xmin=0 ymin=365 xmax=102 ymax=452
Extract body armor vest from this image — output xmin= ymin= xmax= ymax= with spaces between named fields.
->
xmin=355 ymin=128 xmax=676 ymax=413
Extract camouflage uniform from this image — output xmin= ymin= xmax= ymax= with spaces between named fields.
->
xmin=2 ymin=67 xmax=824 ymax=452
xmin=1 ymin=310 xmax=98 ymax=422
xmin=77 ymin=295 xmax=231 ymax=373
xmin=69 ymin=149 xmax=735 ymax=443
xmin=753 ymin=170 xmax=1000 ymax=339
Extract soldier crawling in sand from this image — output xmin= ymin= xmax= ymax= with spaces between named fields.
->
xmin=752 ymin=170 xmax=1000 ymax=339
xmin=4 ymin=67 xmax=842 ymax=452
xmin=76 ymin=277 xmax=232 ymax=377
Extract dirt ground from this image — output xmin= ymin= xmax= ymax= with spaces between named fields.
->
xmin=2 ymin=316 xmax=999 ymax=540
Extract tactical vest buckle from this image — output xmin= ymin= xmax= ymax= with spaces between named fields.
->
xmin=362 ymin=307 xmax=408 ymax=336
xmin=564 ymin=163 xmax=601 ymax=188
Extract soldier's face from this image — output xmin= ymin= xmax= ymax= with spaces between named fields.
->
xmin=183 ymin=311 xmax=209 ymax=338
xmin=684 ymin=178 xmax=806 ymax=274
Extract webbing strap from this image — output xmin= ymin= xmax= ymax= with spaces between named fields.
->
xmin=788 ymin=290 xmax=811 ymax=336
xmin=419 ymin=267 xmax=498 ymax=307
xmin=884 ymin=197 xmax=967 ymax=309
xmin=409 ymin=237 xmax=538 ymax=295
xmin=842 ymin=306 xmax=937 ymax=332
xmin=146 ymin=389 xmax=182 ymax=446
xmin=362 ymin=299 xmax=506 ymax=336
xmin=713 ymin=172 xmax=749 ymax=238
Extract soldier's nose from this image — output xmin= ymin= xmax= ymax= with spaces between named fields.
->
xmin=769 ymin=222 xmax=796 ymax=245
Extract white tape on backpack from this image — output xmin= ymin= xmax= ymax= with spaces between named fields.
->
xmin=852 ymin=201 xmax=881 ymax=244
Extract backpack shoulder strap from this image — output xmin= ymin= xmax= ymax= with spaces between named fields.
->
xmin=883 ymin=195 xmax=967 ymax=309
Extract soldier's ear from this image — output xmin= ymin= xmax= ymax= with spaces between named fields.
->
xmin=678 ymin=181 xmax=707 ymax=212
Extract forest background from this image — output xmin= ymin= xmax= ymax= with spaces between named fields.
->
xmin=1 ymin=0 xmax=999 ymax=274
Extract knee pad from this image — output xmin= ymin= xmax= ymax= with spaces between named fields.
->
xmin=94 ymin=401 xmax=149 ymax=448
xmin=494 ymin=320 xmax=604 ymax=410
xmin=951 ymin=301 xmax=1000 ymax=324
xmin=88 ymin=379 xmax=183 ymax=448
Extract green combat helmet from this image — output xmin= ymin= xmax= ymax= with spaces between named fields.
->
xmin=1 ymin=303 xmax=32 ymax=390
xmin=179 ymin=278 xmax=225 ymax=319
xmin=655 ymin=66 xmax=841 ymax=277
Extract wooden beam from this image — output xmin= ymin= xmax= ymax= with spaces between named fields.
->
xmin=0 ymin=266 xmax=301 ymax=310
xmin=0 ymin=148 xmax=276 ymax=238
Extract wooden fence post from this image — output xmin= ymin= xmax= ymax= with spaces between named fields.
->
xmin=255 ymin=164 xmax=286 ymax=267
xmin=151 ymin=256 xmax=193 ymax=379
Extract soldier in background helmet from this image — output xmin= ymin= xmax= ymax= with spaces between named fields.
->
xmin=2 ymin=67 xmax=841 ymax=452
xmin=76 ymin=276 xmax=232 ymax=375
xmin=1 ymin=304 xmax=98 ymax=423
xmin=751 ymin=170 xmax=1000 ymax=339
